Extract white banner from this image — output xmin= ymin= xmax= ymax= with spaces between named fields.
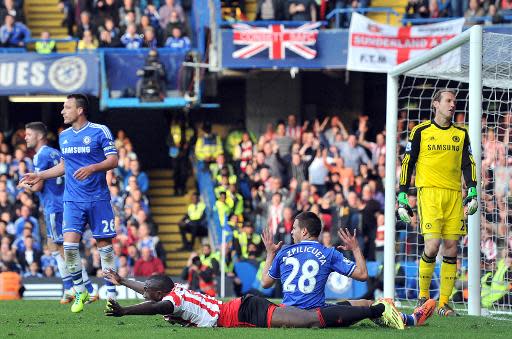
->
xmin=347 ymin=13 xmax=465 ymax=73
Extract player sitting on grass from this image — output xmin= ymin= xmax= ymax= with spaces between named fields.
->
xmin=261 ymin=211 xmax=435 ymax=327
xmin=104 ymin=270 xmax=433 ymax=330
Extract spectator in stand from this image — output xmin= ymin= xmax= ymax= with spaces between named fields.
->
xmin=485 ymin=4 xmax=504 ymax=25
xmin=133 ymin=247 xmax=164 ymax=277
xmin=274 ymin=120 xmax=294 ymax=161
xmin=164 ymin=9 xmax=186 ymax=38
xmin=286 ymin=0 xmax=317 ymax=21
xmin=233 ymin=221 xmax=264 ymax=259
xmin=99 ymin=17 xmax=121 ymax=45
xmin=142 ymin=4 xmax=161 ymax=31
xmin=256 ymin=0 xmax=286 ymax=20
xmin=178 ymin=192 xmax=207 ymax=251
xmin=360 ymin=184 xmax=381 ymax=261
xmin=123 ymin=159 xmax=149 ymax=193
xmin=58 ymin=0 xmax=74 ymax=36
xmin=334 ymin=134 xmax=371 ymax=175
xmin=76 ymin=11 xmax=97 ymax=39
xmin=464 ymin=0 xmax=485 ymax=25
xmin=23 ymin=262 xmax=43 ymax=278
xmin=195 ymin=122 xmax=223 ymax=164
xmin=16 ymin=236 xmax=41 ymax=273
xmin=140 ymin=0 xmax=162 ymax=11
xmin=120 ymin=10 xmax=137 ymax=33
xmin=274 ymin=206 xmax=293 ymax=245
xmin=142 ymin=26 xmax=158 ymax=48
xmin=99 ymin=29 xmax=119 ymax=47
xmin=405 ymin=0 xmax=430 ymax=18
xmin=184 ymin=256 xmax=216 ymax=296
xmin=95 ymin=0 xmax=120 ymax=26
xmin=35 ymin=31 xmax=56 ymax=54
xmin=119 ymin=0 xmax=141 ymax=25
xmin=164 ymin=26 xmax=190 ymax=52
xmin=14 ymin=205 xmax=39 ymax=242
xmin=0 ymin=0 xmax=25 ymax=24
xmin=0 ymin=14 xmax=30 ymax=47
xmin=159 ymin=0 xmax=185 ymax=30
xmin=428 ymin=0 xmax=451 ymax=18
xmin=77 ymin=29 xmax=99 ymax=51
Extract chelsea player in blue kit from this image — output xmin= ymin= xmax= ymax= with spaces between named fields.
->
xmin=20 ymin=122 xmax=97 ymax=304
xmin=23 ymin=94 xmax=119 ymax=313
xmin=261 ymin=211 xmax=436 ymax=328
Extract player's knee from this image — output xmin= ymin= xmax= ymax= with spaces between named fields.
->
xmin=424 ymin=240 xmax=441 ymax=257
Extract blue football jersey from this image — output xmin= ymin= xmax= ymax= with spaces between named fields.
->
xmin=268 ymin=240 xmax=356 ymax=309
xmin=59 ymin=122 xmax=117 ymax=202
xmin=33 ymin=145 xmax=64 ymax=213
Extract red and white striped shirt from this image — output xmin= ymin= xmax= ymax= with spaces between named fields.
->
xmin=162 ymin=284 xmax=222 ymax=327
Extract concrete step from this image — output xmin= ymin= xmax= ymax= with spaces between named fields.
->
xmin=165 ymin=260 xmax=188 ymax=269
xmin=167 ymin=252 xmax=191 ymax=260
xmin=158 ymin=224 xmax=180 ymax=232
xmin=31 ymin=27 xmax=68 ymax=35
xmin=154 ymin=215 xmax=184 ymax=224
xmin=151 ymin=206 xmax=185 ymax=215
xmin=148 ymin=169 xmax=174 ymax=179
xmin=166 ymin=268 xmax=184 ymax=276
xmin=150 ymin=196 xmax=189 ymax=206
xmin=159 ymin=233 xmax=182 ymax=242
xmin=147 ymin=187 xmax=175 ymax=196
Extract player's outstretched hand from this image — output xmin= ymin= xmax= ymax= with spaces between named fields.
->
xmin=22 ymin=172 xmax=41 ymax=186
xmin=74 ymin=165 xmax=94 ymax=180
xmin=337 ymin=228 xmax=359 ymax=252
xmin=104 ymin=269 xmax=122 ymax=285
xmin=262 ymin=227 xmax=283 ymax=255
xmin=105 ymin=298 xmax=124 ymax=317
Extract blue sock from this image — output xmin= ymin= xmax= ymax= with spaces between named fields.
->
xmin=401 ymin=313 xmax=416 ymax=327
xmin=62 ymin=277 xmax=74 ymax=290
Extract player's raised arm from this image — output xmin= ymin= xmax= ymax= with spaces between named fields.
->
xmin=22 ymin=160 xmax=65 ymax=185
xmin=261 ymin=227 xmax=283 ymax=288
xmin=105 ymin=299 xmax=174 ymax=317
xmin=337 ymin=228 xmax=368 ymax=281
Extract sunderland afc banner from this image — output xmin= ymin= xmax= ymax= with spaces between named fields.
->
xmin=347 ymin=13 xmax=465 ymax=73
xmin=0 ymin=53 xmax=99 ymax=96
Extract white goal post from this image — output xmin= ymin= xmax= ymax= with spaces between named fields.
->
xmin=384 ymin=25 xmax=483 ymax=316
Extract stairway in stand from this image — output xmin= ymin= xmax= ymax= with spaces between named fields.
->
xmin=148 ymin=169 xmax=196 ymax=276
xmin=24 ymin=0 xmax=76 ymax=51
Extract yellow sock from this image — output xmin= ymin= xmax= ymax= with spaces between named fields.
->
xmin=439 ymin=257 xmax=457 ymax=307
xmin=418 ymin=252 xmax=436 ymax=299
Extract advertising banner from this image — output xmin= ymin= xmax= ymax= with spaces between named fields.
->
xmin=0 ymin=53 xmax=99 ymax=96
xmin=347 ymin=13 xmax=465 ymax=73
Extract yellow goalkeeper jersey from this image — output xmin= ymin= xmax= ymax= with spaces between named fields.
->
xmin=399 ymin=120 xmax=477 ymax=192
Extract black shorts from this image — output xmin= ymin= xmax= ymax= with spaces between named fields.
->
xmin=238 ymin=294 xmax=278 ymax=328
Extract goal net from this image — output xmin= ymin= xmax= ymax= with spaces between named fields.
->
xmin=389 ymin=29 xmax=512 ymax=314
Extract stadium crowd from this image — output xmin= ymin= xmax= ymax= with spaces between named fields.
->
xmin=3 ymin=0 xmax=512 ymax=50
xmin=0 ymin=127 xmax=167 ymax=280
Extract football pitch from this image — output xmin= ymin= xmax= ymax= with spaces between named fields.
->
xmin=1 ymin=300 xmax=511 ymax=338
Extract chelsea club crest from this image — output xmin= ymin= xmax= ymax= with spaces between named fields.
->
xmin=48 ymin=56 xmax=87 ymax=92
xmin=83 ymin=136 xmax=91 ymax=145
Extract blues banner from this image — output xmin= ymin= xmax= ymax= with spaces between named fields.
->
xmin=0 ymin=53 xmax=99 ymax=96
xmin=103 ymin=49 xmax=187 ymax=94
xmin=222 ymin=26 xmax=348 ymax=69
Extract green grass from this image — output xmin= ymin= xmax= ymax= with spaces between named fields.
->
xmin=0 ymin=300 xmax=510 ymax=338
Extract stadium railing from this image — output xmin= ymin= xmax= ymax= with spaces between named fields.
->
xmin=195 ymin=160 xmax=222 ymax=248
xmin=326 ymin=7 xmax=400 ymax=27
xmin=401 ymin=15 xmax=512 ymax=25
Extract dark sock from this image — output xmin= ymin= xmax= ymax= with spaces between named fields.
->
xmin=319 ymin=305 xmax=376 ymax=328
xmin=369 ymin=303 xmax=385 ymax=318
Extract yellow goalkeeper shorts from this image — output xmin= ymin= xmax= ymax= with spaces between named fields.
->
xmin=417 ymin=187 xmax=465 ymax=240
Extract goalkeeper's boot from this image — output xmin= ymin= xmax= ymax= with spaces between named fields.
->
xmin=413 ymin=298 xmax=436 ymax=326
xmin=437 ymin=304 xmax=459 ymax=317
xmin=374 ymin=299 xmax=405 ymax=330
xmin=85 ymin=286 xmax=99 ymax=305
xmin=71 ymin=290 xmax=90 ymax=313
xmin=60 ymin=288 xmax=75 ymax=304
xmin=414 ymin=297 xmax=428 ymax=314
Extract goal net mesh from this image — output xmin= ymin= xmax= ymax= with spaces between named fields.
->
xmin=394 ymin=32 xmax=512 ymax=314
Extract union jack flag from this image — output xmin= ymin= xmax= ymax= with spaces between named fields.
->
xmin=232 ymin=22 xmax=321 ymax=60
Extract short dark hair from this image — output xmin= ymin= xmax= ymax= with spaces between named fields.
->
xmin=432 ymin=89 xmax=456 ymax=108
xmin=294 ymin=211 xmax=322 ymax=237
xmin=25 ymin=122 xmax=47 ymax=137
xmin=67 ymin=94 xmax=89 ymax=114
xmin=148 ymin=275 xmax=174 ymax=293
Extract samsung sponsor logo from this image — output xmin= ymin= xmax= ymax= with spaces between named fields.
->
xmin=62 ymin=146 xmax=91 ymax=154
xmin=427 ymin=144 xmax=460 ymax=151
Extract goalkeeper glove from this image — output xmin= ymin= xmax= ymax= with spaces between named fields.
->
xmin=397 ymin=192 xmax=414 ymax=223
xmin=463 ymin=187 xmax=478 ymax=216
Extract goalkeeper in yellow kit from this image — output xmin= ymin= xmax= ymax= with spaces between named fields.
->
xmin=397 ymin=89 xmax=478 ymax=317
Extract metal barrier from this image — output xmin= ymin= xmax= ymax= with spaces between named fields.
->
xmin=326 ymin=7 xmax=400 ymax=27
xmin=402 ymin=15 xmax=512 ymax=25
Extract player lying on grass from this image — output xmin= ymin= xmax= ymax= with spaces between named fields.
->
xmin=104 ymin=270 xmax=434 ymax=329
